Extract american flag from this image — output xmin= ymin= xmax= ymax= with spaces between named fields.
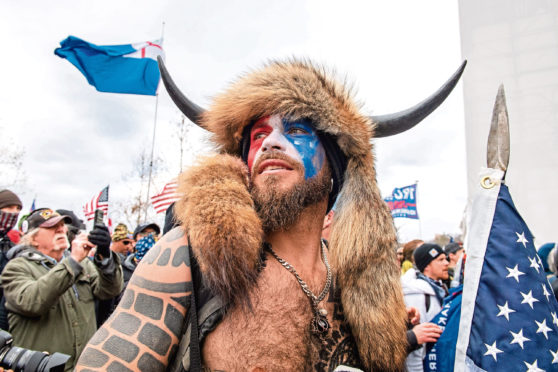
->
xmin=151 ymin=180 xmax=179 ymax=214
xmin=455 ymin=168 xmax=558 ymax=371
xmin=83 ymin=185 xmax=109 ymax=221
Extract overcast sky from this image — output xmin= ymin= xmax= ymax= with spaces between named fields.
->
xmin=0 ymin=0 xmax=466 ymax=242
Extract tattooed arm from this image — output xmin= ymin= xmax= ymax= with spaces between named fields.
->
xmin=75 ymin=227 xmax=192 ymax=372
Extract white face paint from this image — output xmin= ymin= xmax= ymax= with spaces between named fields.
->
xmin=248 ymin=115 xmax=325 ymax=179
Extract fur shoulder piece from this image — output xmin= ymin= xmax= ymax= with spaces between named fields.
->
xmin=174 ymin=154 xmax=263 ymax=309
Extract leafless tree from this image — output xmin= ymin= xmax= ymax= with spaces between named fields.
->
xmin=118 ymin=147 xmax=165 ymax=227
xmin=0 ymin=128 xmax=26 ymax=189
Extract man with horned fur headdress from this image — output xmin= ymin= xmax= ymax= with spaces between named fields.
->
xmin=76 ymin=58 xmax=464 ymax=372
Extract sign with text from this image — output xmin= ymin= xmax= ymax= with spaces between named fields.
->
xmin=384 ymin=184 xmax=419 ymax=219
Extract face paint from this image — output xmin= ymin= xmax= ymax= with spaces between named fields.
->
xmin=248 ymin=115 xmax=325 ymax=179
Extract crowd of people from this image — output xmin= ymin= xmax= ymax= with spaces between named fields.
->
xmin=395 ymin=238 xmax=558 ymax=372
xmin=1 ymin=57 xmax=551 ymax=371
xmin=0 ymin=189 xmax=166 ymax=371
xmin=4 ymin=182 xmax=555 ymax=372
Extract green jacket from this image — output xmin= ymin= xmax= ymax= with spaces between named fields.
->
xmin=1 ymin=246 xmax=123 ymax=371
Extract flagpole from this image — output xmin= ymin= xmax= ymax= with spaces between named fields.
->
xmin=144 ymin=22 xmax=165 ymax=221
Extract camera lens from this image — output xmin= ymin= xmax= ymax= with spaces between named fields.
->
xmin=0 ymin=330 xmax=70 ymax=372
xmin=15 ymin=349 xmax=36 ymax=371
xmin=37 ymin=352 xmax=71 ymax=372
xmin=2 ymin=346 xmax=24 ymax=367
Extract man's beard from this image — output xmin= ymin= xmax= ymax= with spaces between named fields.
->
xmin=251 ymin=153 xmax=331 ymax=233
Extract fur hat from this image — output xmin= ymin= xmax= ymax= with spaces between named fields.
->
xmin=161 ymin=58 xmax=464 ymax=371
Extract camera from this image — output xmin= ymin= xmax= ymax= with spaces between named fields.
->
xmin=0 ymin=330 xmax=70 ymax=372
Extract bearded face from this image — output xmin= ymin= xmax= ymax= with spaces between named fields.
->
xmin=248 ymin=115 xmax=331 ymax=232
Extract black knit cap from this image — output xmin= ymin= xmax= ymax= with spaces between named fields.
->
xmin=413 ymin=243 xmax=445 ymax=272
xmin=240 ymin=123 xmax=347 ymax=212
xmin=0 ymin=190 xmax=22 ymax=210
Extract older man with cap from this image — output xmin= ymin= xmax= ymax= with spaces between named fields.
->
xmin=0 ymin=208 xmax=123 ymax=371
xmin=402 ymin=243 xmax=449 ymax=372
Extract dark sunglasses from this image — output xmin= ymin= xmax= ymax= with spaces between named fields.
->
xmin=122 ymin=241 xmax=133 ymax=246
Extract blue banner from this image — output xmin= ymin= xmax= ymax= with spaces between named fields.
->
xmin=384 ymin=184 xmax=419 ymax=219
xmin=424 ymin=286 xmax=463 ymax=372
xmin=55 ymin=36 xmax=163 ymax=96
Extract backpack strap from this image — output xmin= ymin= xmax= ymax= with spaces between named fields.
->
xmin=189 ymin=242 xmax=202 ymax=372
xmin=425 ymin=293 xmax=431 ymax=312
xmin=169 ymin=242 xmax=225 ymax=372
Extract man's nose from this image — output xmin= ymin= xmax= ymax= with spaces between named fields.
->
xmin=261 ymin=130 xmax=286 ymax=153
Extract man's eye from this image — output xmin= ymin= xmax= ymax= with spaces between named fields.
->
xmin=288 ymin=127 xmax=309 ymax=135
xmin=253 ymin=132 xmax=267 ymax=140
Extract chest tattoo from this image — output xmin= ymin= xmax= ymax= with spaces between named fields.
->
xmin=312 ymin=285 xmax=363 ymax=372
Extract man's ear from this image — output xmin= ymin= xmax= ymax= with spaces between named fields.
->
xmin=323 ymin=210 xmax=335 ymax=230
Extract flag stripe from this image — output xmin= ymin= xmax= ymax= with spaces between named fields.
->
xmin=150 ymin=180 xmax=180 ymax=214
xmin=83 ymin=186 xmax=109 ymax=221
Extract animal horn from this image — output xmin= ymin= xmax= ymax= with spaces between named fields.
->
xmin=157 ymin=56 xmax=207 ymax=129
xmin=371 ymin=60 xmax=467 ymax=138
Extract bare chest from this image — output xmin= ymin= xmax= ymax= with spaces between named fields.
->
xmin=201 ymin=261 xmax=362 ymax=372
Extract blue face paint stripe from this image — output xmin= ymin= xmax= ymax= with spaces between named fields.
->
xmin=283 ymin=119 xmax=325 ymax=179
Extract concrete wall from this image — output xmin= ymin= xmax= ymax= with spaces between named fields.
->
xmin=459 ymin=0 xmax=558 ymax=245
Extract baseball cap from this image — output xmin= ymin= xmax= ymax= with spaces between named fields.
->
xmin=133 ymin=222 xmax=161 ymax=240
xmin=444 ymin=242 xmax=463 ymax=256
xmin=21 ymin=208 xmax=73 ymax=234
xmin=112 ymin=223 xmax=133 ymax=242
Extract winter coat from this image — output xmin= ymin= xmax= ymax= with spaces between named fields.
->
xmin=0 ymin=232 xmax=14 ymax=330
xmin=401 ymin=271 xmax=443 ymax=372
xmin=0 ymin=245 xmax=123 ymax=371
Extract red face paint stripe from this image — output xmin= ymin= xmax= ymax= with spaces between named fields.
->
xmin=247 ymin=117 xmax=271 ymax=170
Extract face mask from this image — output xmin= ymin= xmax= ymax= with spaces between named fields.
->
xmin=134 ymin=234 xmax=156 ymax=262
xmin=0 ymin=211 xmax=19 ymax=233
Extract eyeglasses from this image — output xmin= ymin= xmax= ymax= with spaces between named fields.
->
xmin=122 ymin=241 xmax=134 ymax=246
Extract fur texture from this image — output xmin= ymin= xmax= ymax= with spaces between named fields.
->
xmin=174 ymin=60 xmax=408 ymax=370
xmin=175 ymin=154 xmax=263 ymax=309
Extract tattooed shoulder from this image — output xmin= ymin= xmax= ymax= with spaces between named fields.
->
xmin=75 ymin=227 xmax=193 ymax=372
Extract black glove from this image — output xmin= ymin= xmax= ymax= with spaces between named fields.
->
xmin=88 ymin=224 xmax=111 ymax=258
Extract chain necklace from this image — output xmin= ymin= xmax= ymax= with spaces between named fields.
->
xmin=265 ymin=240 xmax=332 ymax=337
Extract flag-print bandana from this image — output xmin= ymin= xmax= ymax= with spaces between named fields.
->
xmin=0 ymin=211 xmax=19 ymax=233
xmin=135 ymin=234 xmax=156 ymax=262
